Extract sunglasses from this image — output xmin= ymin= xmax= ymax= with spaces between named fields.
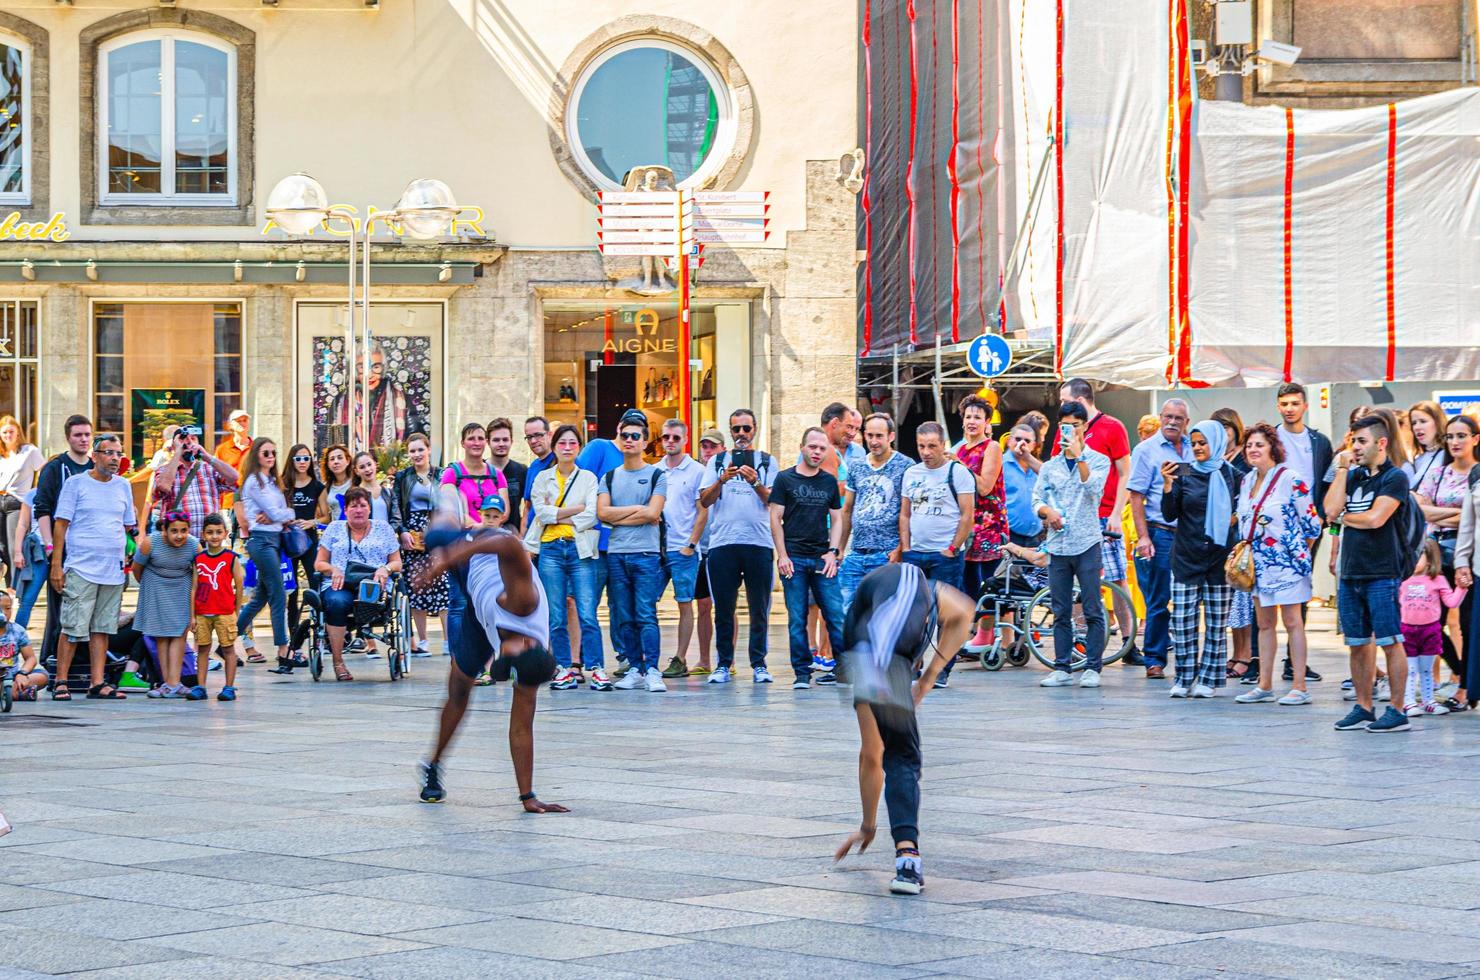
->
xmin=618 ymin=431 xmax=646 ymax=442
xmin=292 ymin=455 xmax=312 ymax=462
xmin=261 ymin=449 xmax=276 ymax=456
xmin=731 ymin=424 xmax=754 ymax=434
xmin=524 ymin=433 xmax=547 ymax=441
xmin=660 ymin=434 xmax=684 ymax=442
xmin=161 ymin=510 xmax=189 ymax=524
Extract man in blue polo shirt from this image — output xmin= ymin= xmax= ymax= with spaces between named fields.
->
xmin=1127 ymin=398 xmax=1191 ymax=679
xmin=519 ymin=417 xmax=557 ymax=535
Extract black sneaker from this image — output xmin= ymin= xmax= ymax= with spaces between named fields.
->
xmin=1367 ymin=706 xmax=1411 ymax=733
xmin=419 ymin=761 xmax=446 ymax=803
xmin=1334 ymin=706 xmax=1376 ymax=731
xmin=1121 ymin=645 xmax=1145 ymax=666
xmin=1305 ymin=665 xmax=1323 ymax=682
xmin=1282 ymin=658 xmax=1293 ymax=681
xmin=891 ymin=852 xmax=924 ymax=895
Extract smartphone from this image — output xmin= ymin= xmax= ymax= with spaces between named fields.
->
xmin=1059 ymin=423 xmax=1075 ymax=445
xmin=731 ymin=449 xmax=756 ymax=471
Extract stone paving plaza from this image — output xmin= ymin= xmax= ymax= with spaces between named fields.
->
xmin=5 ymin=607 xmax=1480 ymax=978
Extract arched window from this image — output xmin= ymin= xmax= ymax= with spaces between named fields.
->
xmin=0 ymin=32 xmax=29 ymax=205
xmin=98 ymin=30 xmax=236 ymax=204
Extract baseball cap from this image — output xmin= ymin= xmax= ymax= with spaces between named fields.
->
xmin=478 ymin=494 xmax=505 ymax=513
xmin=228 ymin=409 xmax=250 ymax=422
xmin=619 ymin=408 xmax=648 ymax=429
xmin=699 ymin=428 xmax=725 ymax=447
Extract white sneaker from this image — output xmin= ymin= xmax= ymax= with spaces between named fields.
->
xmin=1168 ymin=685 xmax=1189 ymax=698
xmin=644 ymin=668 xmax=667 ymax=693
xmin=1422 ymin=701 xmax=1451 ymax=715
xmin=1277 ymin=689 xmax=1312 ymax=706
xmin=1079 ymin=669 xmax=1100 ymax=688
xmin=614 ymin=670 xmax=645 ymax=690
xmin=1040 ymin=670 xmax=1074 ymax=687
xmin=754 ymin=668 xmax=774 ymax=684
xmin=1191 ymin=684 xmax=1215 ymax=699
xmin=707 ymin=667 xmax=732 ymax=684
xmin=1376 ymin=678 xmax=1391 ymax=703
xmin=1404 ymin=701 xmax=1423 ymax=717
xmin=1234 ymin=687 xmax=1276 ymax=703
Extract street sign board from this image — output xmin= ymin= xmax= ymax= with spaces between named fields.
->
xmin=966 ymin=333 xmax=1013 ymax=378
xmin=597 ymin=243 xmax=681 ymax=256
xmin=693 ymin=230 xmax=769 ymax=244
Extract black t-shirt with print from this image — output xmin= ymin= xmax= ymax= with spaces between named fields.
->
xmin=1340 ymin=460 xmax=1409 ymax=581
xmin=290 ymin=477 xmax=325 ymax=522
xmin=770 ymin=467 xmax=842 ymax=557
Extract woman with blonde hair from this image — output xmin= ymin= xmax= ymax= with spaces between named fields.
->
xmin=0 ymin=415 xmax=43 ymax=584
xmin=1405 ymin=400 xmax=1448 ymax=490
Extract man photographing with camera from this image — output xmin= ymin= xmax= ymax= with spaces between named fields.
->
xmin=152 ymin=424 xmax=240 ymax=540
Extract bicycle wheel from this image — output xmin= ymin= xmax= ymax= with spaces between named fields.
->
xmin=1026 ymin=580 xmax=1137 ymax=671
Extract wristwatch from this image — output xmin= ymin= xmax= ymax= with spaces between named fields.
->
xmin=824 ymin=547 xmax=840 ymax=556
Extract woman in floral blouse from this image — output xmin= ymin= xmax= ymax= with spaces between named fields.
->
xmin=955 ymin=395 xmax=1008 ymax=596
xmin=1233 ymin=422 xmax=1322 ymax=707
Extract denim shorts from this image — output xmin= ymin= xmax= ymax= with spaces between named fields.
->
xmin=662 ymin=549 xmax=701 ymax=603
xmin=1337 ymin=577 xmax=1403 ymax=648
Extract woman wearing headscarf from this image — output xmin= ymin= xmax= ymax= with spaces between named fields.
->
xmin=1159 ymin=420 xmax=1240 ymax=698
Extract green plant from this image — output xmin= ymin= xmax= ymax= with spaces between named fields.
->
xmin=373 ymin=441 xmax=410 ymax=476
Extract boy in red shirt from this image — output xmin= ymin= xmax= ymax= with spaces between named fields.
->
xmin=192 ymin=514 xmax=245 ymax=698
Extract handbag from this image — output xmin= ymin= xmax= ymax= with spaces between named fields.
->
xmin=282 ymin=524 xmax=313 ymax=559
xmin=1225 ymin=466 xmax=1285 ymax=592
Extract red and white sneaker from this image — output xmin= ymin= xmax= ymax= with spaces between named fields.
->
xmin=588 ymin=668 xmax=614 ymax=691
xmin=550 ymin=667 xmax=580 ymax=691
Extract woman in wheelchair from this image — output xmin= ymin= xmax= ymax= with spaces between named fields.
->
xmin=313 ymin=487 xmax=402 ymax=681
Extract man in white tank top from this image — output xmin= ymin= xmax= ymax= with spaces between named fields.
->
xmin=414 ymin=527 xmax=567 ymax=812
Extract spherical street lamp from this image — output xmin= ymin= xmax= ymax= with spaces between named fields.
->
xmin=265 ymin=173 xmax=331 ymax=235
xmin=393 ymin=178 xmax=460 ymax=240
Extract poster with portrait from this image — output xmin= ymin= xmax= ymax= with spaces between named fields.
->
xmin=296 ymin=302 xmax=443 ymax=457
xmin=130 ymin=388 xmax=205 ymax=468
xmin=311 ymin=335 xmax=432 ymax=451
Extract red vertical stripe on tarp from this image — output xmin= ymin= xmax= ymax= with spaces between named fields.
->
xmin=949 ymin=0 xmax=961 ymax=343
xmin=1385 ymin=102 xmax=1397 ymax=382
xmin=1173 ymin=0 xmax=1193 ymax=384
xmin=1053 ymin=0 xmax=1064 ymax=373
xmin=1163 ymin=0 xmax=1178 ymax=384
xmin=907 ymin=0 xmax=920 ymax=345
xmin=1282 ymin=107 xmax=1295 ymax=383
xmin=861 ymin=0 xmax=875 ymax=356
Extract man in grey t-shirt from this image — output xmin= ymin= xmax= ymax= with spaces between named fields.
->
xmin=597 ymin=414 xmax=668 ymax=691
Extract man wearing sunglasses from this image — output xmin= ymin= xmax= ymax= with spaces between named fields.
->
xmin=597 ymin=415 xmax=668 ymax=692
xmin=49 ymin=434 xmax=138 ymax=700
xmin=578 ymin=409 xmax=651 ymax=674
xmin=697 ymin=408 xmax=777 ymax=684
xmin=658 ymin=419 xmax=708 ymax=678
xmin=154 ymin=422 xmax=240 ymax=540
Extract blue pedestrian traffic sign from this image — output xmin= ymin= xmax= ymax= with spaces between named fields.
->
xmin=966 ymin=333 xmax=1013 ymax=378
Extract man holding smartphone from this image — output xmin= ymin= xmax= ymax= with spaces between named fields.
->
xmin=152 ymin=424 xmax=240 ymax=540
xmin=697 ymin=408 xmax=777 ymax=685
xmin=1034 ymin=402 xmax=1111 ymax=688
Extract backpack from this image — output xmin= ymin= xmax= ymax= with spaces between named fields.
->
xmin=448 ymin=462 xmax=499 ymax=503
xmin=1398 ymin=490 xmax=1428 ymax=573
xmin=603 ymin=466 xmax=667 ymax=553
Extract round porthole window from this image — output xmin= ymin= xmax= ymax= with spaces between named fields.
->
xmin=567 ymin=39 xmax=733 ymax=190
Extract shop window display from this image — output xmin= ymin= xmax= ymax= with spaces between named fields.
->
xmin=93 ymin=302 xmax=241 ymax=463
xmin=0 ymin=301 xmax=38 ymax=440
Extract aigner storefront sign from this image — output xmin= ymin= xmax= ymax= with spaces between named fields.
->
xmin=602 ymin=309 xmax=677 ymax=355
xmin=0 ymin=211 xmax=70 ymax=242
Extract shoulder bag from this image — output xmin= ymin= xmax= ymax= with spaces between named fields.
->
xmin=1225 ymin=466 xmax=1285 ymax=592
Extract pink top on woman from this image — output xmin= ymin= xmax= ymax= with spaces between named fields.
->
xmin=1399 ymin=573 xmax=1467 ymax=626
xmin=440 ymin=462 xmax=507 ymax=522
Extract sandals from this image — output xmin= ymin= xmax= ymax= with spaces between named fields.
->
xmin=246 ymin=652 xmax=267 ymax=664
xmin=51 ymin=681 xmax=71 ymax=701
xmin=1228 ymin=661 xmax=1251 ymax=680
xmin=86 ymin=684 xmax=127 ymax=700
xmin=334 ymin=663 xmax=354 ymax=682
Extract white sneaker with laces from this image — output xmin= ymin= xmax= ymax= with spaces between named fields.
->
xmin=754 ymin=668 xmax=774 ymax=684
xmin=614 ymin=670 xmax=645 ymax=690
xmin=1422 ymin=701 xmax=1450 ymax=715
xmin=1079 ymin=669 xmax=1100 ymax=688
xmin=1376 ymin=678 xmax=1391 ymax=702
xmin=644 ymin=668 xmax=667 ymax=693
xmin=1168 ymin=685 xmax=1189 ymax=698
xmin=1404 ymin=701 xmax=1423 ymax=717
xmin=707 ymin=667 xmax=731 ymax=684
xmin=1040 ymin=670 xmax=1074 ymax=687
xmin=1191 ymin=684 xmax=1215 ymax=699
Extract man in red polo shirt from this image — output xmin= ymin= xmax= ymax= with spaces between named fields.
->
xmin=1053 ymin=378 xmax=1139 ymax=665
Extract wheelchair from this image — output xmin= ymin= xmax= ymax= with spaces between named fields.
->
xmin=301 ymin=572 xmax=414 ymax=683
xmin=968 ymin=548 xmax=1138 ymax=673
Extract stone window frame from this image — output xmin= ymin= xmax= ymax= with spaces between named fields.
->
xmin=80 ymin=8 xmax=255 ymax=226
xmin=0 ymin=13 xmax=48 ymax=221
xmin=549 ymin=16 xmax=756 ymax=201
xmin=1255 ymin=0 xmax=1465 ymax=98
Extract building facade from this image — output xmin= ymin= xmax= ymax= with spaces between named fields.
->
xmin=0 ymin=0 xmax=858 ymax=467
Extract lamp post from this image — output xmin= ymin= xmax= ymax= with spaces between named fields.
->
xmin=265 ymin=173 xmax=461 ymax=451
